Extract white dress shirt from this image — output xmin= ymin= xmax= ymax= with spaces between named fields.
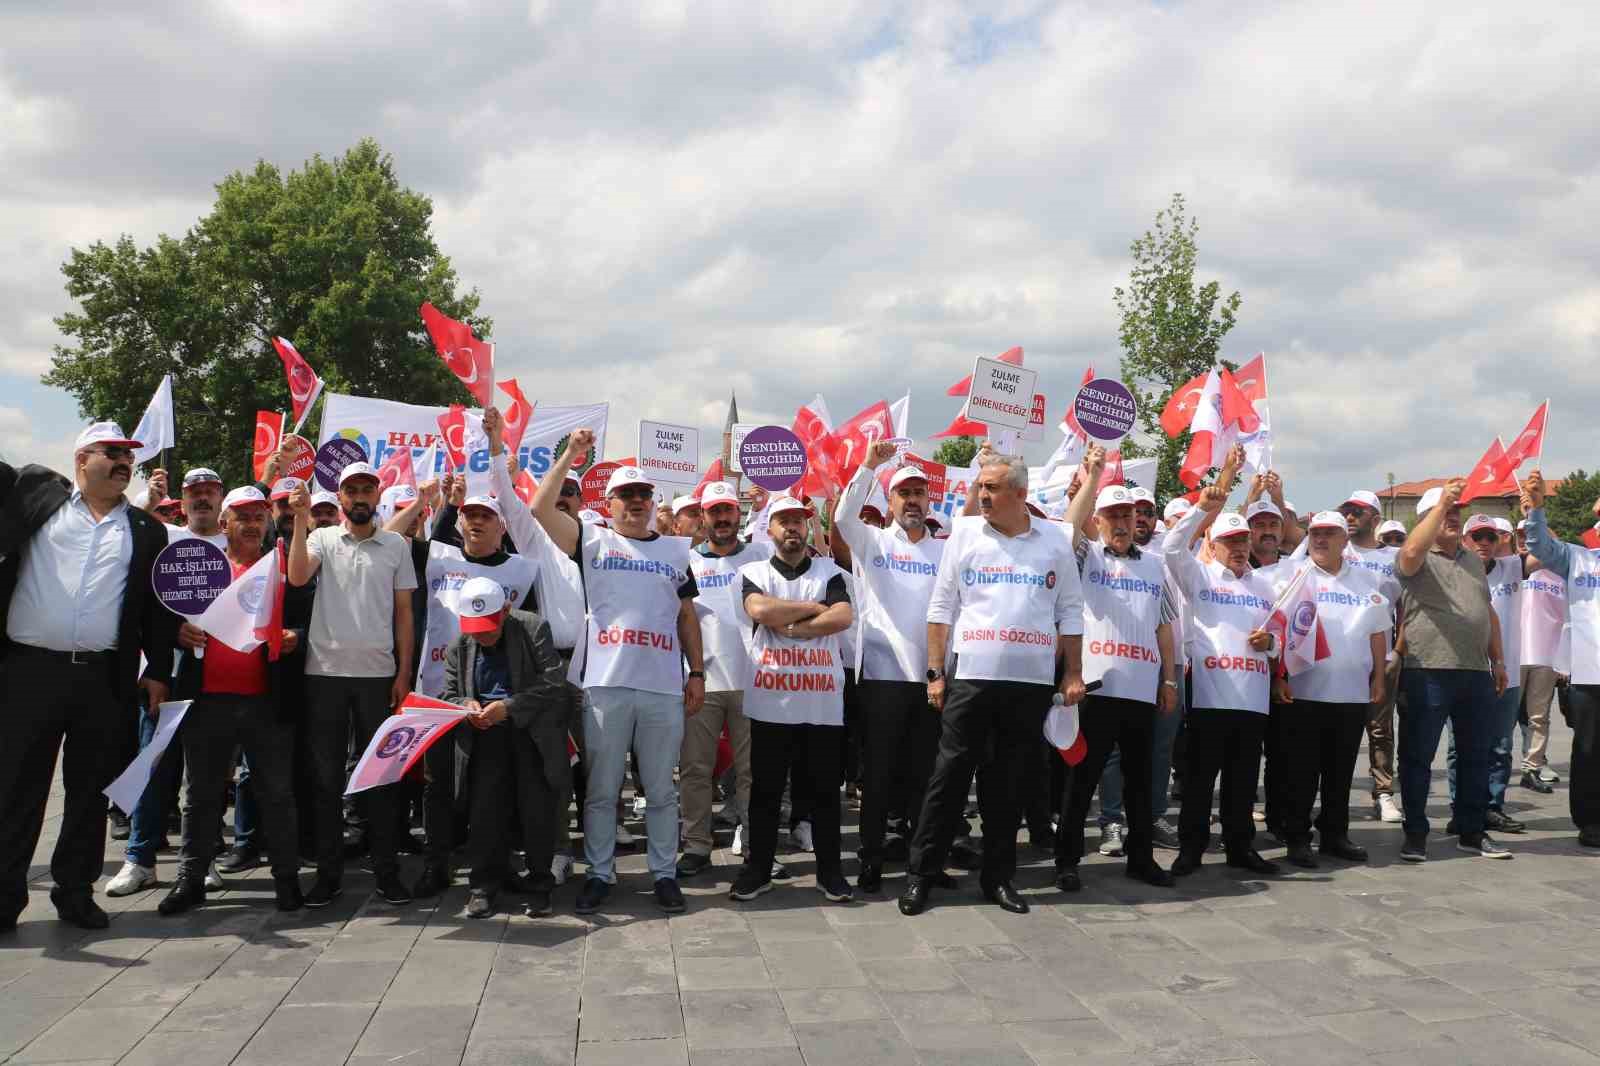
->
xmin=7 ymin=491 xmax=133 ymax=652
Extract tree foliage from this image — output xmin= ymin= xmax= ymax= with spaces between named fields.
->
xmin=1113 ymin=193 xmax=1242 ymax=501
xmin=931 ymin=436 xmax=978 ymax=468
xmin=1545 ymin=469 xmax=1600 ymax=542
xmin=45 ymin=139 xmax=486 ymax=486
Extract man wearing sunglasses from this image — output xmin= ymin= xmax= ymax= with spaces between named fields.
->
xmin=0 ymin=422 xmax=176 ymax=932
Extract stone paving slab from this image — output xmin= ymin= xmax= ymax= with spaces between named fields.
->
xmin=4 ymin=730 xmax=1600 ymax=1064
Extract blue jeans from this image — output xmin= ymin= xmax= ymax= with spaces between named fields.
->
xmin=1399 ymin=669 xmax=1495 ymax=837
xmin=1446 ymin=685 xmax=1521 ymax=813
xmin=1096 ymin=684 xmax=1186 ymax=826
xmin=125 ymin=709 xmax=183 ymax=868
xmin=233 ymin=751 xmax=257 ymax=848
xmin=582 ymin=686 xmax=684 ymax=883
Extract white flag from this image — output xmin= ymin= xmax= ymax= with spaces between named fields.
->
xmin=1039 ymin=432 xmax=1086 ymax=485
xmin=889 ymin=392 xmax=911 ymax=439
xmin=195 ymin=547 xmax=281 ymax=654
xmin=131 ymin=376 xmax=176 ymax=464
xmin=105 ymin=700 xmax=192 ymax=813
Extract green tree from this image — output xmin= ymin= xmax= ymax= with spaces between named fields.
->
xmin=45 ymin=139 xmax=486 ymax=486
xmin=932 ymin=436 xmax=978 ymax=468
xmin=1545 ymin=469 xmax=1600 ymax=542
xmin=1113 ymin=193 xmax=1242 ymax=500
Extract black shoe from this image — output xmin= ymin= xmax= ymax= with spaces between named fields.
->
xmin=55 ymin=894 xmax=110 ymax=929
xmin=898 ymin=876 xmax=931 ymax=916
xmin=0 ymin=912 xmax=17 ymax=933
xmin=304 ymin=875 xmax=343 ymax=908
xmin=1055 ymin=869 xmax=1082 ymax=892
xmin=575 ymin=878 xmax=611 ymax=914
xmin=1226 ymin=851 xmax=1280 ymax=876
xmin=1171 ymin=850 xmax=1203 ymax=877
xmin=930 ymin=871 xmax=960 ymax=890
xmin=1486 ymin=810 xmax=1526 ymax=834
xmin=524 ymin=890 xmax=553 ymax=918
xmin=948 ymin=841 xmax=981 ymax=871
xmin=1579 ymin=826 xmax=1600 ymax=849
xmin=730 ymin=868 xmax=773 ymax=902
xmin=412 ymin=864 xmax=451 ymax=899
xmin=883 ymin=836 xmax=910 ymax=861
xmin=465 ymin=888 xmax=495 ymax=919
xmin=1126 ymin=863 xmax=1175 ymax=888
xmin=1521 ymin=771 xmax=1555 ymax=794
xmin=1399 ymin=833 xmax=1428 ymax=863
xmin=981 ymin=881 xmax=1028 ymax=914
xmin=109 ymin=809 xmax=131 ymax=841
xmin=770 ymin=860 xmax=793 ymax=881
xmin=1285 ymin=845 xmax=1318 ymax=869
xmin=655 ymin=878 xmax=686 ymax=913
xmin=216 ymin=843 xmax=261 ymax=874
xmin=396 ymin=831 xmax=426 ymax=855
xmin=376 ymin=872 xmax=413 ymax=905
xmin=676 ymin=852 xmax=712 ymax=879
xmin=1319 ymin=838 xmax=1368 ymax=862
xmin=1445 ymin=818 xmax=1459 ymax=836
xmin=817 ymin=874 xmax=854 ymax=903
xmin=274 ymin=877 xmax=304 ymax=912
xmin=1150 ymin=818 xmax=1181 ymax=850
xmin=157 ymin=877 xmax=207 ymax=917
xmin=856 ymin=863 xmax=882 ymax=895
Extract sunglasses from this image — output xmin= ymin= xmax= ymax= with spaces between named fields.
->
xmin=612 ymin=487 xmax=653 ymax=502
xmin=1469 ymin=531 xmax=1499 ymax=542
xmin=89 ymin=445 xmax=135 ymax=461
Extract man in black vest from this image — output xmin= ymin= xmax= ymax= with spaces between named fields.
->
xmin=0 ymin=423 xmax=176 ymax=930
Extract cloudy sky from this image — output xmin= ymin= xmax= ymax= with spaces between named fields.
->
xmin=2 ymin=1 xmax=1595 ymax=507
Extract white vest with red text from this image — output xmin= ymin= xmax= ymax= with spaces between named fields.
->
xmin=733 ymin=557 xmax=846 ymax=726
xmin=1081 ymin=543 xmax=1166 ymax=703
xmin=418 ymin=542 xmax=538 ymax=697
xmin=572 ymin=526 xmax=693 ymax=696
xmin=1186 ymin=560 xmax=1276 ymax=713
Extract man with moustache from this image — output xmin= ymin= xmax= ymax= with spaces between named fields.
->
xmin=0 ymin=423 xmax=175 ymax=931
xmin=1338 ymin=490 xmax=1404 ymax=824
xmin=1394 ymin=480 xmax=1511 ymax=862
xmin=677 ymin=481 xmax=767 ymax=879
xmin=672 ymin=495 xmax=705 ymax=544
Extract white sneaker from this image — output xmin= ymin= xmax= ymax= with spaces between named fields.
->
xmin=1535 ymin=767 xmax=1562 ymax=784
xmin=730 ymin=825 xmax=744 ymax=857
xmin=790 ymin=820 xmax=814 ymax=853
xmin=1377 ymin=795 xmax=1404 ymax=823
xmin=205 ymin=863 xmax=224 ymax=891
xmin=106 ymin=861 xmax=156 ymax=897
xmin=615 ymin=824 xmax=636 ymax=847
xmin=550 ymin=853 xmax=574 ymax=886
xmin=632 ymin=795 xmax=648 ymax=818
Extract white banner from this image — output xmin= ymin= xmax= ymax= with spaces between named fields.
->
xmin=729 ymin=422 xmax=758 ymax=473
xmin=318 ymin=393 xmax=609 ymax=481
xmin=638 ymin=420 xmax=700 ymax=488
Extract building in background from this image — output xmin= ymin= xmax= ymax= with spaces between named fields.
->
xmin=1382 ymin=477 xmax=1563 ymax=527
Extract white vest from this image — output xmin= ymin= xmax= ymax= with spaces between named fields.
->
xmin=733 ymin=557 xmax=846 ymax=726
xmin=1520 ymin=569 xmax=1569 ymax=672
xmin=1185 ymin=560 xmax=1276 ymax=714
xmin=689 ymin=542 xmax=770 ymax=693
xmin=1486 ymin=556 xmax=1524 ymax=676
xmin=572 ymin=526 xmax=693 ymax=696
xmin=417 ymin=543 xmax=538 ymax=697
xmin=1567 ymin=548 xmax=1600 ymax=686
xmin=1081 ymin=543 xmax=1166 ymax=703
xmin=850 ymin=527 xmax=944 ymax=683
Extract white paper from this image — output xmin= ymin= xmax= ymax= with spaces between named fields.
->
xmin=104 ymin=700 xmax=193 ymax=814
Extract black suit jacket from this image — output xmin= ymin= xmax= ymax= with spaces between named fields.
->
xmin=0 ymin=463 xmax=177 ymax=704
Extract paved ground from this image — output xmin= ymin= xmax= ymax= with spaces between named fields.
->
xmin=5 ymin=728 xmax=1600 ymax=1066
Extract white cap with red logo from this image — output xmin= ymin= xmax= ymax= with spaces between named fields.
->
xmin=309 ymin=490 xmax=340 ymax=511
xmin=1464 ymin=514 xmax=1498 ymax=535
xmin=1094 ymin=485 xmax=1135 ymax=511
xmin=1245 ymin=499 xmax=1282 ymax=522
xmin=1377 ymin=519 xmax=1406 ymax=537
xmin=767 ymin=495 xmax=812 ymax=519
xmin=1307 ymin=510 xmax=1347 ymax=532
xmin=74 ymin=422 xmax=142 ymax=452
xmin=1342 ymin=490 xmax=1381 ymax=512
xmin=461 ymin=494 xmax=503 ymax=518
xmin=338 ymin=462 xmax=381 ymax=488
xmin=269 ymin=477 xmax=303 ymax=501
xmin=605 ymin=466 xmax=654 ymax=495
xmin=222 ymin=486 xmax=269 ymax=511
xmin=1128 ymin=487 xmax=1155 ymax=506
xmin=888 ymin=466 xmax=929 ymax=492
xmin=1163 ymin=498 xmax=1193 ymax=521
xmin=670 ymin=495 xmax=701 ymax=516
xmin=455 ymin=576 xmax=507 ymax=634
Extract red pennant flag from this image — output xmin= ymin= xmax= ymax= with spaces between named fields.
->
xmin=1160 ymin=372 xmax=1210 ymax=438
xmin=947 ymin=346 xmax=1023 ymax=397
xmin=1491 ymin=401 xmax=1549 ymax=482
xmin=436 ymin=404 xmax=468 ymax=470
xmin=376 ymin=445 xmax=417 ymax=493
xmin=271 ymin=337 xmax=325 ymax=433
xmin=420 ymin=302 xmax=495 ymax=407
xmin=1460 ymin=438 xmax=1521 ymax=504
xmin=1059 ymin=366 xmax=1095 ymax=438
xmin=497 ymin=379 xmax=535 ymax=455
xmin=252 ymin=411 xmax=284 ymax=482
xmin=932 ymin=410 xmax=988 ymax=439
xmin=692 ymin=459 xmax=725 ymax=502
xmin=829 ymin=401 xmax=895 ymax=488
xmin=1217 ymin=368 xmax=1261 ymax=433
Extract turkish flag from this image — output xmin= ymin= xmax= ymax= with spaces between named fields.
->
xmin=1058 ymin=366 xmax=1095 ymax=437
xmin=252 ymin=411 xmax=284 ymax=482
xmin=1160 ymin=372 xmax=1210 ymax=438
xmin=420 ymin=302 xmax=494 ymax=407
xmin=1460 ymin=438 xmax=1521 ymax=504
xmin=376 ymin=445 xmax=417 ymax=493
xmin=271 ymin=337 xmax=325 ymax=433
xmin=1218 ymin=369 xmax=1262 ymax=433
xmin=829 ymin=401 xmax=895 ymax=488
xmin=1231 ymin=353 xmax=1268 ymax=405
xmin=497 ymin=378 xmax=535 ymax=455
xmin=511 ymin=469 xmax=538 ymax=507
xmin=1491 ymin=401 xmax=1549 ymax=482
xmin=436 ymin=404 xmax=468 ymax=470
xmin=791 ymin=399 xmax=839 ymax=498
xmin=693 ymin=459 xmax=725 ymax=502
xmin=947 ymin=346 xmax=1023 ymax=397
xmin=932 ymin=409 xmax=988 ymax=439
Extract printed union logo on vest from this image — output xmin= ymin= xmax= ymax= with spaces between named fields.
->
xmin=872 ymin=552 xmax=937 ymax=576
xmin=590 ymin=548 xmax=684 ymax=584
xmin=960 ymin=566 xmax=1053 ymax=589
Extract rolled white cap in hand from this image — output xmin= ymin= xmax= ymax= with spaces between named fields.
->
xmin=1342 ymin=490 xmax=1381 ymax=512
xmin=888 ymin=466 xmax=929 ymax=492
xmin=1245 ymin=499 xmax=1282 ymax=522
xmin=338 ymin=461 xmax=380 ymax=488
xmin=269 ymin=477 xmax=303 ymax=501
xmin=699 ymin=482 xmax=739 ymax=507
xmin=222 ymin=486 xmax=268 ymax=511
xmin=74 ymin=421 xmax=142 ymax=452
xmin=1211 ymin=512 xmax=1250 ymax=539
xmin=1307 ymin=510 xmax=1347 ymax=532
xmin=1094 ymin=485 xmax=1135 ymax=511
xmin=1377 ymin=519 xmax=1406 ymax=537
xmin=604 ymin=465 xmax=653 ymax=495
xmin=460 ymin=494 xmax=503 ymax=518
xmin=767 ymin=495 xmax=812 ymax=519
xmin=455 ymin=576 xmax=506 ymax=633
xmin=1416 ymin=486 xmax=1448 ymax=516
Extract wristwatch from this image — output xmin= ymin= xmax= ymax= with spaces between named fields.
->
xmin=688 ymin=670 xmax=705 ymax=680
xmin=926 ymin=668 xmax=944 ymax=682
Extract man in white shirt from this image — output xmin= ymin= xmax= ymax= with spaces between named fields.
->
xmin=834 ymin=441 xmax=944 ymax=895
xmin=1267 ymin=512 xmax=1390 ymax=869
xmin=899 ymin=450 xmax=1085 ymax=917
xmin=169 ymin=468 xmax=228 ymax=548
xmin=1339 ymin=490 xmax=1404 ymax=824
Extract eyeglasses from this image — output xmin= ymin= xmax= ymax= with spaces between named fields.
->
xmin=88 ymin=445 xmax=135 ymax=461
xmin=1469 ymin=531 xmax=1499 ymax=543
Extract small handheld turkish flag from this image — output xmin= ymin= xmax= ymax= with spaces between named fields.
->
xmin=436 ymin=405 xmax=468 ymax=470
xmin=497 ymin=378 xmax=535 ymax=455
xmin=251 ymin=411 xmax=284 ymax=482
xmin=271 ymin=337 xmax=325 ymax=433
xmin=420 ymin=303 xmax=494 ymax=407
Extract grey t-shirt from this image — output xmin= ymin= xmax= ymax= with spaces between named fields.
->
xmin=306 ymin=525 xmax=419 ymax=678
xmin=1398 ymin=546 xmax=1491 ymax=672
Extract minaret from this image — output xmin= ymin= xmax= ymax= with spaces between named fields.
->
xmin=721 ymin=391 xmax=739 ymax=473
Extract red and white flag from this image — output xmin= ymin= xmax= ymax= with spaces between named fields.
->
xmin=947 ymin=346 xmax=1023 ymax=396
xmin=1231 ymin=353 xmax=1273 ymax=474
xmin=420 ymin=302 xmax=494 ymax=407
xmin=195 ymin=547 xmax=285 ymax=659
xmin=1177 ymin=367 xmax=1261 ymax=488
xmin=375 ymin=445 xmax=417 ymax=494
xmin=511 ymin=469 xmax=538 ymax=507
xmin=1160 ymin=371 xmax=1210 ymax=438
xmin=1264 ymin=564 xmax=1332 ymax=677
xmin=829 ymin=400 xmax=895 ymax=488
xmin=1583 ymin=527 xmax=1600 ymax=551
xmin=497 ymin=379 xmax=535 ymax=455
xmin=791 ymin=396 xmax=837 ymax=499
xmin=1490 ymin=400 xmax=1549 ymax=482
xmin=436 ymin=404 xmax=468 ymax=470
xmin=1059 ymin=365 xmax=1096 ymax=439
xmin=1460 ymin=437 xmax=1521 ymax=504
xmin=345 ymin=693 xmax=470 ymax=795
xmin=251 ymin=410 xmax=284 ymax=482
xmin=271 ymin=336 xmax=325 ymax=433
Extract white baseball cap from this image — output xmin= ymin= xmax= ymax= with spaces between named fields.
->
xmin=1516 ymin=519 xmax=1528 ymax=532
xmin=1416 ymin=486 xmax=1455 ymax=517
xmin=1245 ymin=499 xmax=1282 ymax=522
xmin=460 ymin=494 xmax=504 ymax=518
xmin=74 ymin=421 xmax=141 ymax=452
xmin=309 ymin=490 xmax=340 ymax=511
xmin=1283 ymin=500 xmax=1299 ymax=515
xmin=1307 ymin=510 xmax=1347 ymax=532
xmin=338 ymin=461 xmax=381 ymax=488
xmin=222 ymin=486 xmax=269 ymax=511
xmin=604 ymin=465 xmax=654 ymax=495
xmin=767 ymin=495 xmax=813 ymax=519
xmin=269 ymin=477 xmax=303 ymax=501
xmin=699 ymin=482 xmax=739 ymax=507
xmin=670 ymin=495 xmax=701 ymax=516
xmin=1211 ymin=513 xmax=1250 ymax=539
xmin=1377 ymin=519 xmax=1406 ymax=537
xmin=182 ymin=467 xmax=223 ymax=489
xmin=1491 ymin=516 xmax=1513 ymax=535
xmin=1128 ymin=487 xmax=1155 ymax=506
xmin=455 ymin=576 xmax=506 ymax=634
xmin=1342 ymin=490 xmax=1382 ymax=513
xmin=1094 ymin=485 xmax=1135 ymax=511
xmin=1163 ymin=498 xmax=1193 ymax=521
xmin=1464 ymin=514 xmax=1498 ymax=536
xmin=888 ymin=466 xmax=930 ymax=492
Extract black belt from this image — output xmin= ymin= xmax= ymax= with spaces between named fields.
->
xmin=15 ymin=645 xmax=113 ymax=666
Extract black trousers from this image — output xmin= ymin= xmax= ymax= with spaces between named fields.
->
xmin=1179 ymin=708 xmax=1265 ymax=856
xmin=1263 ymin=700 xmax=1290 ymax=831
xmin=746 ymin=718 xmax=843 ymax=882
xmin=422 ymin=738 xmax=462 ymax=871
xmin=1279 ymin=700 xmax=1366 ymax=847
xmin=1569 ymin=684 xmax=1600 ymax=830
xmin=0 ymin=647 xmax=126 ymax=916
xmin=857 ymin=680 xmax=940 ymax=866
xmin=462 ymin=723 xmax=558 ymax=892
xmin=909 ymin=678 xmax=1052 ymax=886
xmin=306 ymin=675 xmax=400 ymax=879
xmin=841 ymin=668 xmax=863 ymax=786
xmin=179 ymin=694 xmax=300 ymax=882
xmin=1056 ymin=695 xmax=1157 ymax=870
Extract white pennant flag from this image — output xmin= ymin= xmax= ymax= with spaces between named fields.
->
xmin=195 ymin=547 xmax=281 ymax=654
xmin=131 ymin=376 xmax=176 ymax=464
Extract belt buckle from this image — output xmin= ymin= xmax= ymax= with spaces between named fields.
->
xmin=69 ymin=649 xmax=91 ymax=665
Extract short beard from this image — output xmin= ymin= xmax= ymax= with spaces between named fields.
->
xmin=895 ymin=511 xmax=926 ymax=534
xmin=345 ymin=504 xmax=374 ymax=525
